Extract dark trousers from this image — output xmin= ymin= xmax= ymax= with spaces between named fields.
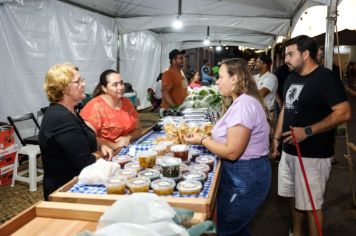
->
xmin=217 ymin=156 xmax=271 ymax=236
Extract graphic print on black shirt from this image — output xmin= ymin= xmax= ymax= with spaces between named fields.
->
xmin=285 ymin=84 xmax=304 ymax=112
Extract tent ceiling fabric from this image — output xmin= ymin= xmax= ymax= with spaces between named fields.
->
xmin=63 ymin=0 xmax=330 ymax=48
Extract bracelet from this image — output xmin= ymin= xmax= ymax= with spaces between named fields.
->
xmin=273 ymin=136 xmax=281 ymax=141
xmin=200 ymin=136 xmax=208 ymax=145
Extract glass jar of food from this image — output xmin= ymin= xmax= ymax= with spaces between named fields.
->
xmin=138 ymin=168 xmax=160 ymax=181
xmin=124 ymin=161 xmax=142 ymax=172
xmin=170 ymin=144 xmax=189 ymax=161
xmin=137 ymin=150 xmax=157 ymax=169
xmin=195 ymin=155 xmax=215 ymax=170
xmin=152 ymin=144 xmax=167 ymax=156
xmin=151 ymin=178 xmax=176 ymax=196
xmin=126 ymin=177 xmax=151 ymax=193
xmin=117 ymin=169 xmax=137 ymax=180
xmin=183 ymin=171 xmax=207 ymax=182
xmin=105 ymin=177 xmax=126 ymax=194
xmin=112 ymin=155 xmax=131 ymax=168
xmin=188 ymin=164 xmax=210 ymax=174
xmin=177 ymin=180 xmax=202 ymax=195
xmin=160 ymin=157 xmax=181 ymax=178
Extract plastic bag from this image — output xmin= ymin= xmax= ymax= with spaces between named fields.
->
xmin=95 ymin=193 xmax=188 ymax=236
xmin=78 ymin=159 xmax=121 ymax=184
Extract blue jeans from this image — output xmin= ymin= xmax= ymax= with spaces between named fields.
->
xmin=217 ymin=156 xmax=271 ymax=236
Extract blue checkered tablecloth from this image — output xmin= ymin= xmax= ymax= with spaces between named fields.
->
xmin=68 ymin=130 xmax=218 ymax=198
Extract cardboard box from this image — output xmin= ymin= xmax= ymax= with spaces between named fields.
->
xmin=0 ymin=149 xmax=16 ymax=186
xmin=0 ymin=125 xmax=15 ymax=150
xmin=0 ymin=150 xmax=16 ymax=168
xmin=0 ymin=167 xmax=13 ymax=185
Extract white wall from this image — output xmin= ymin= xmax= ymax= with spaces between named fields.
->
xmin=0 ymin=0 xmax=118 ymax=122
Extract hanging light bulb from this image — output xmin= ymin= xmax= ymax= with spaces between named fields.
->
xmin=203 ymin=26 xmax=210 ymax=45
xmin=203 ymin=38 xmax=210 ymax=45
xmin=172 ymin=0 xmax=183 ymax=29
xmin=216 ymin=46 xmax=222 ymax=51
xmin=173 ymin=17 xmax=183 ymax=29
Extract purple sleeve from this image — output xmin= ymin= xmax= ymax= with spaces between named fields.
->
xmin=225 ymin=100 xmax=256 ymax=130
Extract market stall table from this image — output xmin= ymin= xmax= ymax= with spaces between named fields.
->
xmin=49 ymin=130 xmax=221 ymax=221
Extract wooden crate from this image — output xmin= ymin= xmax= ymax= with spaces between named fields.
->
xmin=50 ymin=161 xmax=221 ymax=221
xmin=0 ymin=201 xmax=107 ymax=235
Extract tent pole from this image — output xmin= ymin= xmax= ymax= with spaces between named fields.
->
xmin=324 ymin=0 xmax=338 ymax=70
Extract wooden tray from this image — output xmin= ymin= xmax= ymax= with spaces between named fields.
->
xmin=0 ymin=201 xmax=107 ymax=235
xmin=50 ymin=161 xmax=221 ymax=220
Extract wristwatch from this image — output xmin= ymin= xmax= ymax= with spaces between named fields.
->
xmin=304 ymin=126 xmax=313 ymax=137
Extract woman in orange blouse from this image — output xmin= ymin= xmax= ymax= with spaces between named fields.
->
xmin=80 ymin=69 xmax=142 ymax=150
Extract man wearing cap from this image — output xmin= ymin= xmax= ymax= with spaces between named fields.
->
xmin=161 ymin=49 xmax=188 ymax=114
xmin=254 ymin=54 xmax=278 ymax=118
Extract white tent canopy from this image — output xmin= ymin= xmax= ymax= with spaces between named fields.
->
xmin=0 ymin=0 xmax=333 ymax=123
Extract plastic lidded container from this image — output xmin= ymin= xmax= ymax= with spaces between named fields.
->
xmin=117 ymin=169 xmax=137 ymax=180
xmin=112 ymin=155 xmax=131 ymax=168
xmin=177 ymin=180 xmax=203 ymax=195
xmin=195 ymin=155 xmax=215 ymax=170
xmin=188 ymin=164 xmax=210 ymax=174
xmin=151 ymin=178 xmax=176 ymax=196
xmin=138 ymin=168 xmax=160 ymax=181
xmin=179 ymin=163 xmax=189 ymax=173
xmin=126 ymin=176 xmax=151 ymax=193
xmin=190 ymin=148 xmax=201 ymax=162
xmin=170 ymin=144 xmax=189 ymax=161
xmin=152 ymin=165 xmax=162 ymax=173
xmin=160 ymin=141 xmax=174 ymax=152
xmin=183 ymin=171 xmax=207 ymax=182
xmin=105 ymin=177 xmax=126 ymax=194
xmin=152 ymin=144 xmax=167 ymax=156
xmin=137 ymin=150 xmax=157 ymax=168
xmin=124 ymin=161 xmax=142 ymax=172
xmin=160 ymin=157 xmax=182 ymax=178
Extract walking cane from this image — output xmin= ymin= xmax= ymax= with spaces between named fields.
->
xmin=291 ymin=128 xmax=323 ymax=236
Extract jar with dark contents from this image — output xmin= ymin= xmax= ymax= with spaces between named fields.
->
xmin=170 ymin=144 xmax=189 ymax=161
xmin=160 ymin=157 xmax=181 ymax=178
xmin=112 ymin=155 xmax=131 ymax=168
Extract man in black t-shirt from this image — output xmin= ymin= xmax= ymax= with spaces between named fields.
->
xmin=272 ymin=35 xmax=351 ymax=236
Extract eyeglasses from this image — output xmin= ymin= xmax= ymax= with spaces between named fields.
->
xmin=71 ymin=78 xmax=85 ymax=85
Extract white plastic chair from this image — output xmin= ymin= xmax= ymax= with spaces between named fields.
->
xmin=11 ymin=144 xmax=43 ymax=191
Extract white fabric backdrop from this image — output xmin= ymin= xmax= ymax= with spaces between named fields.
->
xmin=0 ymin=0 xmax=118 ymax=122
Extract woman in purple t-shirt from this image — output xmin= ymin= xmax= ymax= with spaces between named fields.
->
xmin=185 ymin=58 xmax=271 ymax=235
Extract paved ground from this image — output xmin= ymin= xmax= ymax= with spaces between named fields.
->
xmin=1 ymin=103 xmax=356 ymax=235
